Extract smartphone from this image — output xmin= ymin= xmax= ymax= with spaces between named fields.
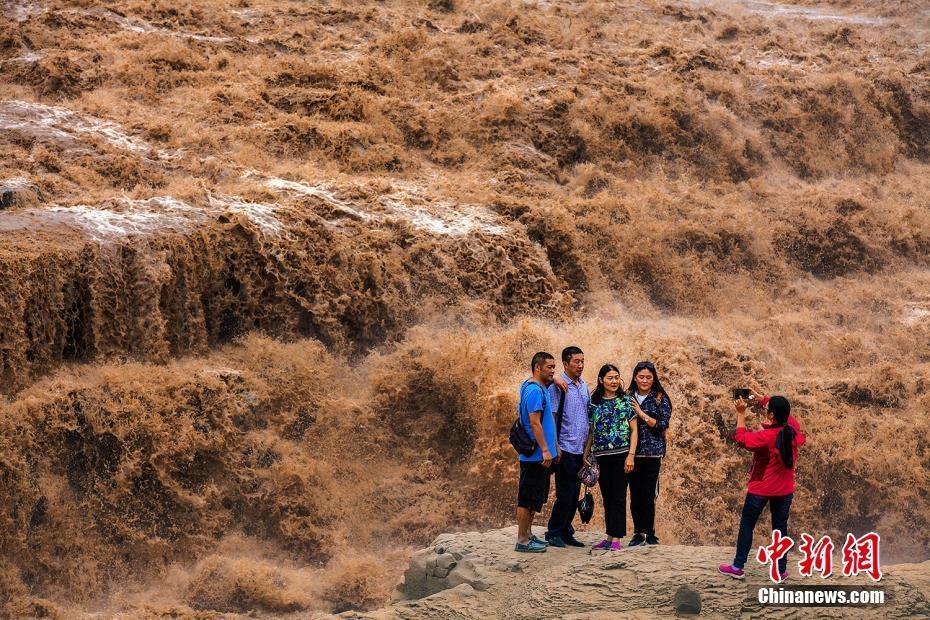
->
xmin=732 ymin=388 xmax=752 ymax=400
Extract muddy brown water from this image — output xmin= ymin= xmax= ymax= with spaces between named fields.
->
xmin=1 ymin=0 xmax=929 ymax=616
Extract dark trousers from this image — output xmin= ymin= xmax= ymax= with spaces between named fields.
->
xmin=630 ymin=457 xmax=662 ymax=536
xmin=734 ymin=492 xmax=794 ymax=572
xmin=597 ymin=452 xmax=629 ymax=538
xmin=546 ymin=451 xmax=583 ymax=539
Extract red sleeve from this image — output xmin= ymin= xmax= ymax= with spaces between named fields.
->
xmin=734 ymin=427 xmax=771 ymax=451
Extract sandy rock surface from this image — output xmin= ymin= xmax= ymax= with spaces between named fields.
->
xmin=343 ymin=527 xmax=930 ymax=619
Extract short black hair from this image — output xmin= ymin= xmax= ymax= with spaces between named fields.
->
xmin=562 ymin=346 xmax=583 ymax=364
xmin=531 ymin=351 xmax=555 ymax=372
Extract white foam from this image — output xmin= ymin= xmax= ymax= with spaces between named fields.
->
xmin=209 ymin=194 xmax=285 ymax=237
xmin=79 ymin=7 xmax=233 ymax=43
xmin=6 ymin=0 xmax=44 ymax=22
xmin=231 ymin=8 xmax=263 ymax=24
xmin=38 ymin=197 xmax=205 ymax=240
xmin=262 ymin=175 xmax=506 ymax=237
xmin=0 ymin=51 xmax=43 ymax=65
xmin=380 ymin=180 xmax=508 ymax=236
xmin=379 ymin=196 xmax=508 ymax=237
xmin=693 ymin=0 xmax=884 ymax=25
xmin=1 ymin=176 xmax=36 ymax=191
xmin=903 ymin=302 xmax=930 ymax=326
xmin=750 ymin=52 xmax=808 ymax=69
xmin=265 ymin=177 xmax=372 ymax=221
xmin=0 ymin=100 xmax=153 ymax=154
xmin=0 ymin=193 xmax=292 ymax=241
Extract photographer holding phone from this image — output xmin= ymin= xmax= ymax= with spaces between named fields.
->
xmin=719 ymin=392 xmax=806 ymax=581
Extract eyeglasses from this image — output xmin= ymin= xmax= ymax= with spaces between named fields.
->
xmin=635 ymin=361 xmax=655 ymax=370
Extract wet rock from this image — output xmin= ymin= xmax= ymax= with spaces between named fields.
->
xmin=673 ymin=585 xmax=702 ymax=615
xmin=398 ymin=546 xmax=488 ymax=600
xmin=436 ymin=553 xmax=457 ymax=573
xmin=0 ymin=178 xmax=41 ymax=210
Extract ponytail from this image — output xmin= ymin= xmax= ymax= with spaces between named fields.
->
xmin=768 ymin=395 xmax=795 ymax=469
xmin=775 ymin=426 xmax=796 ymax=469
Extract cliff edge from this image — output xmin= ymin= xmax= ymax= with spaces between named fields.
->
xmin=344 ymin=527 xmax=930 ymax=619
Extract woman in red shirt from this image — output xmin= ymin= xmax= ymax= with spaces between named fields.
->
xmin=719 ymin=394 xmax=806 ymax=581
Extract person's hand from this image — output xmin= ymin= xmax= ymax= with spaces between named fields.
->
xmin=624 ymin=457 xmax=635 ymax=474
xmin=553 ymin=375 xmax=568 ymax=391
xmin=734 ymin=397 xmax=747 ymax=413
xmin=583 ymin=452 xmax=592 ymax=467
xmin=631 ymin=399 xmax=645 ymax=418
xmin=541 ymin=449 xmax=552 ymax=468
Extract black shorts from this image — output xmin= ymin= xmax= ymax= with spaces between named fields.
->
xmin=518 ymin=460 xmax=552 ymax=512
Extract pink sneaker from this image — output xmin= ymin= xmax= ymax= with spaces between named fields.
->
xmin=779 ymin=570 xmax=788 ymax=582
xmin=592 ymin=539 xmax=623 ymax=550
xmin=719 ymin=564 xmax=745 ymax=579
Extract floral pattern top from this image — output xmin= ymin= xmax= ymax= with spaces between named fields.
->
xmin=587 ymin=394 xmax=636 ymax=456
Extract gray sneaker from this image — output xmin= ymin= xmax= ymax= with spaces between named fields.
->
xmin=530 ymin=534 xmax=550 ymax=547
xmin=515 ymin=539 xmax=548 ymax=553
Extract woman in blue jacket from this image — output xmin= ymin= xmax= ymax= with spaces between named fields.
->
xmin=627 ymin=361 xmax=672 ymax=546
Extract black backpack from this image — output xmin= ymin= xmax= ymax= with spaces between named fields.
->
xmin=509 ymin=382 xmax=565 ymax=457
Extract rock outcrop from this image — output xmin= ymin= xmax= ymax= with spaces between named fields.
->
xmin=347 ymin=527 xmax=930 ymax=619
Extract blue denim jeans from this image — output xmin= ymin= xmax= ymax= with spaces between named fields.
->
xmin=733 ymin=492 xmax=794 ymax=572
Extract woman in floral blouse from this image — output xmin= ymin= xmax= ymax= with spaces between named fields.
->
xmin=584 ymin=364 xmax=638 ymax=551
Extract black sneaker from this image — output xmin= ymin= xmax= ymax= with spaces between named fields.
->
xmin=546 ymin=536 xmax=566 ymax=548
xmin=645 ymin=535 xmax=660 ymax=545
xmin=628 ymin=533 xmax=647 ymax=547
xmin=562 ymin=535 xmax=586 ymax=548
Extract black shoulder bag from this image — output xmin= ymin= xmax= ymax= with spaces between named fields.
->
xmin=509 ymin=382 xmax=548 ymax=457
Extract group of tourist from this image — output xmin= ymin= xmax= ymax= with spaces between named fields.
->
xmin=513 ymin=347 xmax=805 ymax=580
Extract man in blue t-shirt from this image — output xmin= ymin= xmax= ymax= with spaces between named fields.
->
xmin=515 ymin=351 xmax=558 ymax=553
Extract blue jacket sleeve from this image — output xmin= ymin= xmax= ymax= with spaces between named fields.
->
xmin=655 ymin=394 xmax=672 ymax=431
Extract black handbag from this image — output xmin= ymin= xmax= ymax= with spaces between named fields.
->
xmin=578 ymin=486 xmax=595 ymax=524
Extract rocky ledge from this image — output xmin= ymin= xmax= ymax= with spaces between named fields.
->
xmin=338 ymin=527 xmax=930 ymax=619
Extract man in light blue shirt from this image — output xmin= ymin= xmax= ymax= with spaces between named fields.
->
xmin=545 ymin=346 xmax=590 ymax=548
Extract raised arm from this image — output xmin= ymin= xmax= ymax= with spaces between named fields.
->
xmin=655 ymin=394 xmax=672 ymax=431
xmin=734 ymin=397 xmax=768 ymax=450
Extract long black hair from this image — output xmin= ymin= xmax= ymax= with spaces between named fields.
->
xmin=769 ymin=396 xmax=796 ymax=469
xmin=627 ymin=361 xmax=667 ymax=400
xmin=591 ymin=364 xmax=622 ymax=405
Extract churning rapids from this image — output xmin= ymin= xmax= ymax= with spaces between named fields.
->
xmin=1 ymin=0 xmax=929 ymax=616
